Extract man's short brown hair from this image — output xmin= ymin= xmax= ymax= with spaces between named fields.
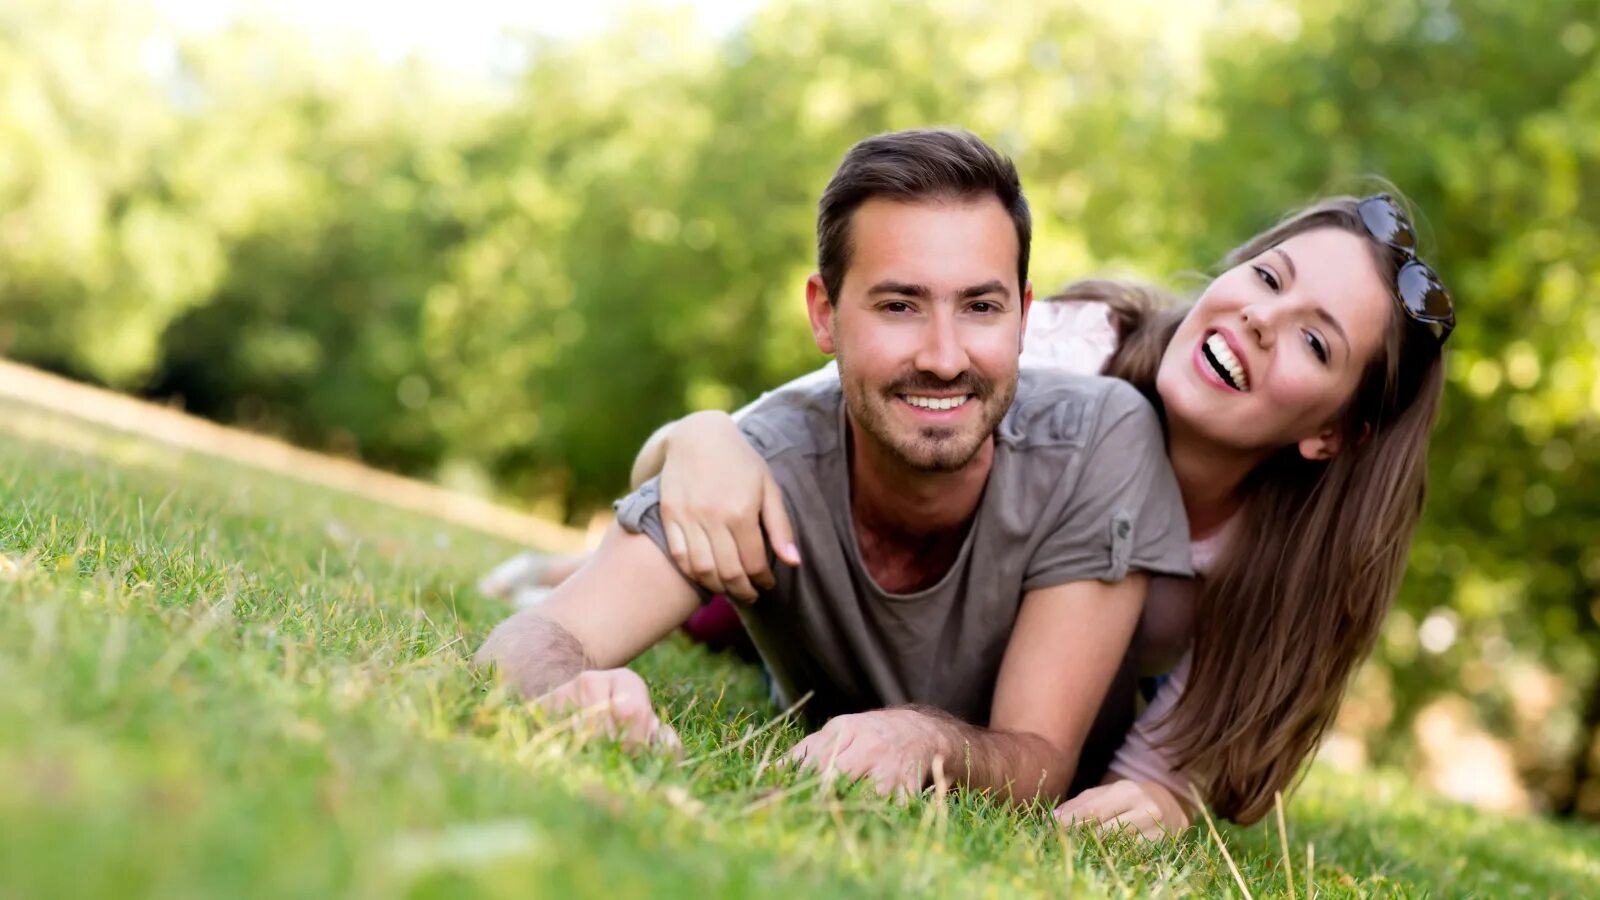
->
xmin=816 ymin=128 xmax=1031 ymax=303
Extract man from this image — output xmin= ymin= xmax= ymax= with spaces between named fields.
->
xmin=476 ymin=128 xmax=1190 ymax=801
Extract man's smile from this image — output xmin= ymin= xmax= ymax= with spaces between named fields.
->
xmin=898 ymin=393 xmax=974 ymax=412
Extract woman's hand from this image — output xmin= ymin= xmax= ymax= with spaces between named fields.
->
xmin=658 ymin=411 xmax=799 ymax=600
xmin=1053 ymin=779 xmax=1192 ymax=840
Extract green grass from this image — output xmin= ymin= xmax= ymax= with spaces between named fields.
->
xmin=1 ymin=397 xmax=1596 ymax=899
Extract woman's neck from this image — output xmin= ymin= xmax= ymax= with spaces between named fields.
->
xmin=1166 ymin=422 xmax=1263 ymax=540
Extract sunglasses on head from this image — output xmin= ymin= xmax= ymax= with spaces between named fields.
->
xmin=1357 ymin=194 xmax=1455 ymax=345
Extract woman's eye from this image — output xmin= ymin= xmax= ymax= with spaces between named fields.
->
xmin=1304 ymin=330 xmax=1329 ymax=364
xmin=1253 ymin=265 xmax=1281 ymax=292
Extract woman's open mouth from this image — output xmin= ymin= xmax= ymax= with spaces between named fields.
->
xmin=1200 ymin=332 xmax=1250 ymax=392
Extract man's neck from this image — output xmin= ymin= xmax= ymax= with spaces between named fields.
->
xmin=1165 ymin=419 xmax=1262 ymax=540
xmin=847 ymin=417 xmax=994 ymax=593
xmin=848 ymin=418 xmax=994 ymax=537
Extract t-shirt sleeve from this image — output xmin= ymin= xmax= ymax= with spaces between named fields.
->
xmin=613 ymin=477 xmax=715 ymax=601
xmin=731 ymin=361 xmax=839 ymax=423
xmin=1023 ymin=381 xmax=1192 ymax=590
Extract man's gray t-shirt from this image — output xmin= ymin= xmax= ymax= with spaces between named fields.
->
xmin=616 ymin=368 xmax=1191 ymax=726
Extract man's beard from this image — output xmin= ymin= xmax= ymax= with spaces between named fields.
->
xmin=841 ymin=364 xmax=1017 ymax=473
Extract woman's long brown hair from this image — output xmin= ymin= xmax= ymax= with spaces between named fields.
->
xmin=1052 ymin=198 xmax=1447 ymax=824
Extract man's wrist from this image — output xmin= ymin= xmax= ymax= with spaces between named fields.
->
xmin=894 ymin=705 xmax=970 ymax=779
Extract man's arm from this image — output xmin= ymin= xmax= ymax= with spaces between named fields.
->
xmin=475 ymin=522 xmax=701 ymax=696
xmin=789 ymin=574 xmax=1146 ymax=802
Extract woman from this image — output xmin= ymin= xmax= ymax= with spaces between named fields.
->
xmin=486 ymin=193 xmax=1453 ymax=835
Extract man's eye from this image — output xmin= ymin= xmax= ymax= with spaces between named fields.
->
xmin=1304 ymin=330 xmax=1329 ymax=364
xmin=1253 ymin=265 xmax=1281 ymax=292
xmin=884 ymin=301 xmax=913 ymax=313
xmin=970 ymin=301 xmax=996 ymax=313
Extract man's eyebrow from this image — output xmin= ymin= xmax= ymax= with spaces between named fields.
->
xmin=958 ymin=280 xmax=1010 ymax=299
xmin=867 ymin=280 xmax=932 ymax=298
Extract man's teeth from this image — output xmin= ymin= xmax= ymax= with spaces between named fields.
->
xmin=1204 ymin=334 xmax=1250 ymax=391
xmin=903 ymin=394 xmax=971 ymax=411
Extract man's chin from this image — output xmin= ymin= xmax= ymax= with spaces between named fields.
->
xmin=890 ymin=430 xmax=988 ymax=473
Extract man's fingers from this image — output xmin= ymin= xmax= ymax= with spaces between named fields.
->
xmin=708 ymin=527 xmax=758 ymax=602
xmin=789 ymin=729 xmax=853 ymax=775
xmin=761 ymin=476 xmax=801 ymax=568
xmin=655 ymin=720 xmax=683 ymax=753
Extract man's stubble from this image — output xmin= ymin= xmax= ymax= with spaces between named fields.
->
xmin=836 ymin=347 xmax=1018 ymax=474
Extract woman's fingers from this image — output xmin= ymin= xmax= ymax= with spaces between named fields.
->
xmin=760 ymin=475 xmax=801 ymax=568
xmin=682 ymin=524 xmax=727 ymax=595
xmin=664 ymin=521 xmax=690 ymax=574
xmin=1055 ymin=782 xmax=1180 ymax=840
xmin=708 ymin=526 xmax=759 ymax=601
xmin=1055 ymin=783 xmax=1134 ymax=825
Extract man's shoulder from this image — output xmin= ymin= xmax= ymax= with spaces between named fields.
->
xmin=736 ymin=375 xmax=845 ymax=461
xmin=999 ymin=369 xmax=1156 ymax=451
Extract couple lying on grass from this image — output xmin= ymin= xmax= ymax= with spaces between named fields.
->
xmin=476 ymin=127 xmax=1455 ymax=838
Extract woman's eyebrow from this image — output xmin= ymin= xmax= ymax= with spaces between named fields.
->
xmin=1315 ymin=306 xmax=1350 ymax=351
xmin=1273 ymin=246 xmax=1348 ymax=355
xmin=1270 ymin=247 xmax=1298 ymax=283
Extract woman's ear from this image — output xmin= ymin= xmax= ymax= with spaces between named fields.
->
xmin=1298 ymin=421 xmax=1370 ymax=461
xmin=1297 ymin=427 xmax=1344 ymax=462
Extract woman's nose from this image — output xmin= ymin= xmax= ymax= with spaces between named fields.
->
xmin=1242 ymin=306 xmax=1277 ymax=350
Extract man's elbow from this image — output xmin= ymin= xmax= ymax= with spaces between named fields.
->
xmin=474 ymin=610 xmax=589 ymax=697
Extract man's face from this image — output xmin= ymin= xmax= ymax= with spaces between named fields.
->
xmin=806 ymin=196 xmax=1032 ymax=473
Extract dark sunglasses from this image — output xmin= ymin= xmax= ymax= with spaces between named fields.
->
xmin=1357 ymin=194 xmax=1455 ymax=345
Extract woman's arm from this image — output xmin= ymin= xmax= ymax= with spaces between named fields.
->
xmin=626 ymin=366 xmax=839 ymax=597
xmin=629 ymin=421 xmax=679 ymax=490
xmin=1053 ymin=654 xmax=1200 ymax=838
xmin=628 ymin=362 xmax=841 ymax=489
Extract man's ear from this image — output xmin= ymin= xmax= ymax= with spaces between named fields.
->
xmin=805 ymin=274 xmax=837 ymax=354
xmin=1018 ymin=280 xmax=1034 ymax=352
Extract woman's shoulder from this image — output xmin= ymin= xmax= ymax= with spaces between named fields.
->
xmin=1021 ymin=299 xmax=1119 ymax=375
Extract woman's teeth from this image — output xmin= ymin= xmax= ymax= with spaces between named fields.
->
xmin=1203 ymin=334 xmax=1249 ymax=391
xmin=903 ymin=394 xmax=971 ymax=411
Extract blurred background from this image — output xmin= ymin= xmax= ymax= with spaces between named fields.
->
xmin=2 ymin=0 xmax=1598 ymax=821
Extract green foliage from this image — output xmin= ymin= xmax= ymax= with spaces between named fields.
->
xmin=4 ymin=0 xmax=1600 ymax=816
xmin=4 ymin=395 xmax=1599 ymax=897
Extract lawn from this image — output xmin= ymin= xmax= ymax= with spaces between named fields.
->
xmin=1 ymin=394 xmax=1596 ymax=898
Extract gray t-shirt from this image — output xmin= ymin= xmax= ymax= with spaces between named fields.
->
xmin=615 ymin=368 xmax=1191 ymax=725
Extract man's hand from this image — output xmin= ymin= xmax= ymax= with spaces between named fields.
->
xmin=787 ymin=708 xmax=952 ymax=797
xmin=536 ymin=668 xmax=682 ymax=753
xmin=1053 ymin=779 xmax=1191 ymax=840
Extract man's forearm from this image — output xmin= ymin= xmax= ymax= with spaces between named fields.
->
xmin=913 ymin=706 xmax=1076 ymax=802
xmin=474 ymin=611 xmax=593 ymax=697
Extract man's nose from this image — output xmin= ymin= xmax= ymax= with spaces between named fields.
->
xmin=914 ymin=308 xmax=971 ymax=382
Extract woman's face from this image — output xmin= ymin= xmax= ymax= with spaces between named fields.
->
xmin=1156 ymin=227 xmax=1394 ymax=461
